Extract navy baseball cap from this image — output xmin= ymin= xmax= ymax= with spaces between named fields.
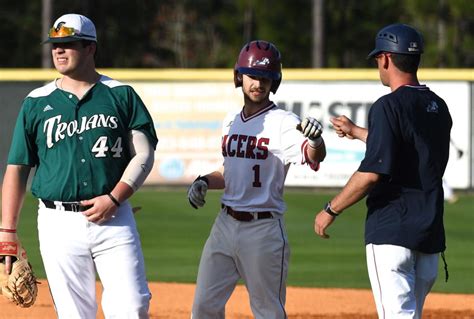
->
xmin=44 ymin=14 xmax=97 ymax=44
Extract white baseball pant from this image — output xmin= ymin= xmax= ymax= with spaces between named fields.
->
xmin=192 ymin=210 xmax=289 ymax=319
xmin=366 ymin=244 xmax=439 ymax=319
xmin=38 ymin=200 xmax=151 ymax=318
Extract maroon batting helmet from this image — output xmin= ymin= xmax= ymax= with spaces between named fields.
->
xmin=234 ymin=40 xmax=282 ymax=93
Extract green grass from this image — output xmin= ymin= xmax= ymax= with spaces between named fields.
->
xmin=15 ymin=188 xmax=474 ymax=294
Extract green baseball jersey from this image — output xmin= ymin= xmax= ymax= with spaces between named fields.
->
xmin=8 ymin=75 xmax=158 ymax=201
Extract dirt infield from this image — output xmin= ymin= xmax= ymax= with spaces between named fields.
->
xmin=1 ymin=280 xmax=473 ymax=319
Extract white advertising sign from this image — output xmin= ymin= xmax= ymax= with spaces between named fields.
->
xmin=132 ymin=82 xmax=241 ymax=184
xmin=424 ymin=82 xmax=470 ymax=189
xmin=131 ymin=81 xmax=471 ymax=189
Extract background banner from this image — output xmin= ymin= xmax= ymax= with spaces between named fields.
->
xmin=132 ymin=80 xmax=471 ymax=188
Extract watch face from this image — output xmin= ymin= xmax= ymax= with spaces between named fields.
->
xmin=325 ymin=202 xmax=338 ymax=217
xmin=325 ymin=202 xmax=331 ymax=212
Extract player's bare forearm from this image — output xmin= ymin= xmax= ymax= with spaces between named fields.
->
xmin=202 ymin=170 xmax=225 ymax=189
xmin=353 ymin=126 xmax=368 ymax=143
xmin=1 ymin=165 xmax=31 ymax=229
xmin=306 ymin=139 xmax=326 ymax=162
xmin=330 ymin=171 xmax=379 ymax=213
xmin=109 ymin=181 xmax=135 ymax=203
xmin=314 ymin=171 xmax=379 ymax=239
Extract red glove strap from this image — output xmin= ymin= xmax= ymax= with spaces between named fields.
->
xmin=0 ymin=228 xmax=17 ymax=233
xmin=0 ymin=241 xmax=19 ymax=255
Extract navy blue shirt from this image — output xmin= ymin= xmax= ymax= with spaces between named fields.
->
xmin=359 ymin=85 xmax=452 ymax=253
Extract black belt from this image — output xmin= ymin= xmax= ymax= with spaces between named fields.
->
xmin=41 ymin=199 xmax=91 ymax=212
xmin=222 ymin=205 xmax=273 ymax=222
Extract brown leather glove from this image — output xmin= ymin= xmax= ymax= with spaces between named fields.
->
xmin=0 ymin=241 xmax=38 ymax=307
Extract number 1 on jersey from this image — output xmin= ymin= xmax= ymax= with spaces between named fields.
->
xmin=252 ymin=164 xmax=262 ymax=187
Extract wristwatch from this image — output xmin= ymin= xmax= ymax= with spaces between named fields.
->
xmin=324 ymin=202 xmax=340 ymax=217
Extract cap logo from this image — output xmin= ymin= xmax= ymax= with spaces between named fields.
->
xmin=55 ymin=22 xmax=66 ymax=32
xmin=253 ymin=57 xmax=270 ymax=66
xmin=408 ymin=42 xmax=419 ymax=52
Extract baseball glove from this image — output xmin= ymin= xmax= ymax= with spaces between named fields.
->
xmin=299 ymin=117 xmax=323 ymax=142
xmin=0 ymin=241 xmax=38 ymax=307
xmin=188 ymin=176 xmax=209 ymax=209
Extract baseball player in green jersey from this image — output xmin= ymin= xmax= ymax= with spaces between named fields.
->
xmin=0 ymin=14 xmax=158 ymax=318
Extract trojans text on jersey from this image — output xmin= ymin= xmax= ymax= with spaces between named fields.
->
xmin=221 ymin=134 xmax=269 ymax=159
xmin=44 ymin=114 xmax=118 ymax=148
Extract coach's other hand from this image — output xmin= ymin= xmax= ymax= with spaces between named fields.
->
xmin=188 ymin=176 xmax=209 ymax=209
xmin=300 ymin=117 xmax=323 ymax=148
xmin=314 ymin=210 xmax=335 ymax=239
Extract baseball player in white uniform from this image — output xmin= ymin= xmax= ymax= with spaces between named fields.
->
xmin=1 ymin=14 xmax=157 ymax=318
xmin=188 ymin=40 xmax=326 ymax=319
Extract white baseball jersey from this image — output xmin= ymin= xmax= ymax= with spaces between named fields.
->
xmin=220 ymin=103 xmax=313 ymax=214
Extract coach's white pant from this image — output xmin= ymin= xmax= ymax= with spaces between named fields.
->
xmin=192 ymin=210 xmax=289 ymax=319
xmin=38 ymin=201 xmax=151 ymax=319
xmin=366 ymin=244 xmax=439 ymax=319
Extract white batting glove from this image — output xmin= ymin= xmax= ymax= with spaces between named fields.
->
xmin=187 ymin=176 xmax=209 ymax=209
xmin=300 ymin=117 xmax=323 ymax=147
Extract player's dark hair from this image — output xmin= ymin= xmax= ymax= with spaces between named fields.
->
xmin=391 ymin=53 xmax=420 ymax=73
xmin=81 ymin=40 xmax=98 ymax=60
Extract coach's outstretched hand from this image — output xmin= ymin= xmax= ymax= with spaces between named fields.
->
xmin=330 ymin=115 xmax=368 ymax=142
xmin=300 ymin=117 xmax=323 ymax=148
xmin=188 ymin=176 xmax=209 ymax=209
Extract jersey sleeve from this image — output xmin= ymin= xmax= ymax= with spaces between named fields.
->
xmin=358 ymin=99 xmax=396 ymax=176
xmin=126 ymin=86 xmax=159 ymax=150
xmin=221 ymin=112 xmax=237 ymax=134
xmin=280 ymin=112 xmax=306 ymax=165
xmin=7 ymin=100 xmax=39 ymax=166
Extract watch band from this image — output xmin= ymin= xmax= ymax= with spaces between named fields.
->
xmin=324 ymin=202 xmax=340 ymax=217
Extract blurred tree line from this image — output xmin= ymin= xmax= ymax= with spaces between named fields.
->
xmin=1 ymin=0 xmax=472 ymax=68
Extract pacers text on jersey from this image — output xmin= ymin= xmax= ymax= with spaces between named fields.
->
xmin=221 ymin=134 xmax=269 ymax=159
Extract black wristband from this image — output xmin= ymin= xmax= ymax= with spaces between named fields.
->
xmin=195 ymin=175 xmax=209 ymax=185
xmin=324 ymin=202 xmax=340 ymax=217
xmin=108 ymin=193 xmax=121 ymax=207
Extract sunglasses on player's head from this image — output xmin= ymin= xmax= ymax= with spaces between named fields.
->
xmin=48 ymin=25 xmax=76 ymax=38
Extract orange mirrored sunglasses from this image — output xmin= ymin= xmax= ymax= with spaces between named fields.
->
xmin=48 ymin=25 xmax=76 ymax=38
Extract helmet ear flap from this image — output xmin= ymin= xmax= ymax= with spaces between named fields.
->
xmin=270 ymin=78 xmax=281 ymax=94
xmin=234 ymin=69 xmax=243 ymax=88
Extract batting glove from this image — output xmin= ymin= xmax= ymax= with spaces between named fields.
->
xmin=301 ymin=117 xmax=323 ymax=147
xmin=188 ymin=176 xmax=209 ymax=209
